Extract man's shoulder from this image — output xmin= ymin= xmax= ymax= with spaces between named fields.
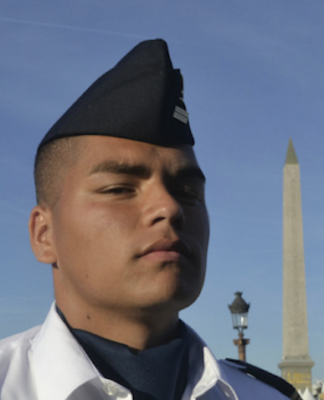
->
xmin=184 ymin=324 xmax=299 ymax=400
xmin=0 ymin=303 xmax=59 ymax=361
xmin=0 ymin=325 xmax=41 ymax=359
xmin=217 ymin=359 xmax=301 ymax=400
xmin=0 ymin=326 xmax=42 ymax=397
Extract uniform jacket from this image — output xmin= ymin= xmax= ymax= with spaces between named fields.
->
xmin=0 ymin=304 xmax=291 ymax=400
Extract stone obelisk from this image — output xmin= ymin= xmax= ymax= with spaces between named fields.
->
xmin=278 ymin=139 xmax=314 ymax=392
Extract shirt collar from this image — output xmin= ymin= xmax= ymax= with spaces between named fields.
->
xmin=184 ymin=324 xmax=238 ymax=400
xmin=56 ymin=304 xmax=189 ymax=400
xmin=31 ymin=303 xmax=100 ymax=400
xmin=30 ymin=303 xmax=238 ymax=400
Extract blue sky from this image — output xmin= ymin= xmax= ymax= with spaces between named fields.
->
xmin=1 ymin=0 xmax=324 ymax=380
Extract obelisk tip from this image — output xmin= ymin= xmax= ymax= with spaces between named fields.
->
xmin=285 ymin=138 xmax=298 ymax=165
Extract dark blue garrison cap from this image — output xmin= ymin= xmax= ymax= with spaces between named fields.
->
xmin=39 ymin=39 xmax=194 ymax=149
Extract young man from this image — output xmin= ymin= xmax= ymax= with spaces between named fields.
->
xmin=0 ymin=40 xmax=299 ymax=400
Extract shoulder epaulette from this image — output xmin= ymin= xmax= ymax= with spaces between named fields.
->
xmin=225 ymin=359 xmax=302 ymax=400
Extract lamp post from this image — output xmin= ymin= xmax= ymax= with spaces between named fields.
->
xmin=228 ymin=292 xmax=250 ymax=362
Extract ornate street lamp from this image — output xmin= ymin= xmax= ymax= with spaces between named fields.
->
xmin=228 ymin=292 xmax=250 ymax=361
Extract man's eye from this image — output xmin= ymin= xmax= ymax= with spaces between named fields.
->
xmin=174 ymin=186 xmax=203 ymax=203
xmin=100 ymin=186 xmax=135 ymax=195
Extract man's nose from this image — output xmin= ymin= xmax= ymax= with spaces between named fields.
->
xmin=142 ymin=183 xmax=185 ymax=229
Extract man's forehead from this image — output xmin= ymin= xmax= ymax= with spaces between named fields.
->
xmin=80 ymin=135 xmax=199 ymax=171
xmin=80 ymin=136 xmax=199 ymax=175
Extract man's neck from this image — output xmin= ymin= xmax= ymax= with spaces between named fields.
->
xmin=57 ymin=305 xmax=189 ymax=400
xmin=55 ymin=299 xmax=180 ymax=350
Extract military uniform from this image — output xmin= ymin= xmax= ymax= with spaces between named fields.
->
xmin=3 ymin=39 xmax=301 ymax=400
xmin=0 ymin=304 xmax=297 ymax=400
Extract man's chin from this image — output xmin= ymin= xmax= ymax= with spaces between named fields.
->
xmin=135 ymin=283 xmax=202 ymax=315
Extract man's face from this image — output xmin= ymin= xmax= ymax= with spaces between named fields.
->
xmin=49 ymin=136 xmax=209 ymax=317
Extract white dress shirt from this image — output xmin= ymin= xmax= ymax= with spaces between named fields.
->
xmin=0 ymin=303 xmax=290 ymax=400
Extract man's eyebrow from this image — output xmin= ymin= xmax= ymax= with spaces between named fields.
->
xmin=174 ymin=166 xmax=206 ymax=183
xmin=88 ymin=160 xmax=206 ymax=182
xmin=89 ymin=160 xmax=151 ymax=178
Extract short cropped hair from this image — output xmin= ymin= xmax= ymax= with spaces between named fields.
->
xmin=34 ymin=136 xmax=81 ymax=207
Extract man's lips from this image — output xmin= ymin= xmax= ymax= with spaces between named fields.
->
xmin=138 ymin=239 xmax=191 ymax=262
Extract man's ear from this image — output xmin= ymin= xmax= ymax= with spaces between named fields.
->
xmin=29 ymin=205 xmax=57 ymax=264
